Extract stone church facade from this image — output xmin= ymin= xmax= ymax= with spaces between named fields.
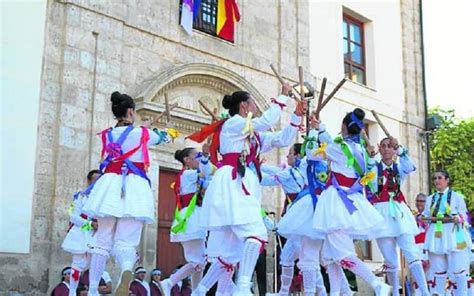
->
xmin=0 ymin=0 xmax=428 ymax=294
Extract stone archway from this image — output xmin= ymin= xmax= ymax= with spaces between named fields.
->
xmin=134 ymin=63 xmax=269 ymax=133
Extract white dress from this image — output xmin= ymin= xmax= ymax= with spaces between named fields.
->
xmin=262 ymin=160 xmax=326 ymax=241
xmin=61 ymin=192 xmax=96 ymax=254
xmin=170 ymin=156 xmax=213 ymax=242
xmin=199 ymin=95 xmax=300 ymax=230
xmin=423 ymin=188 xmax=471 ymax=254
xmin=202 ymin=95 xmax=301 ymax=261
xmin=310 ymin=129 xmax=385 ymax=240
xmin=371 ymin=148 xmax=420 ymax=238
xmin=83 ymin=126 xmax=168 ymax=224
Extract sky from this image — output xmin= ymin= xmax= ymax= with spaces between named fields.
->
xmin=423 ymin=0 xmax=474 ymax=119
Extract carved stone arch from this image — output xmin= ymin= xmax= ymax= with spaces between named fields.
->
xmin=134 ymin=63 xmax=269 ymax=133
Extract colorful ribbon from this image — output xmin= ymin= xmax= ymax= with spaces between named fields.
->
xmin=242 ymin=112 xmax=254 ymax=136
xmin=171 ymin=192 xmax=198 ymax=234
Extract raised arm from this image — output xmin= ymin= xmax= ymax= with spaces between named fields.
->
xmin=260 ymin=164 xmax=291 ymax=187
xmin=259 ymin=114 xmax=302 ymax=153
xmin=396 ymin=146 xmax=416 ymax=183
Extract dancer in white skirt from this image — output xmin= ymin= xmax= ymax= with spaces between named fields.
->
xmin=61 ymin=169 xmax=102 ymax=296
xmin=370 ymin=137 xmax=429 ymax=296
xmin=262 ymin=142 xmax=329 ymax=296
xmin=187 ymin=83 xmax=305 ymax=295
xmin=83 ymin=91 xmax=177 ymax=296
xmin=310 ymin=108 xmax=391 ymax=295
xmin=423 ymin=170 xmax=471 ymax=296
xmin=160 ymin=144 xmax=214 ymax=295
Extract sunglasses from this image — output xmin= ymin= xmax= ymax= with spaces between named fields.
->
xmin=415 ymin=200 xmax=425 ymax=203
xmin=432 ymin=176 xmax=446 ymax=181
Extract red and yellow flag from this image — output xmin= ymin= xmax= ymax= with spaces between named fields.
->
xmin=217 ymin=0 xmax=240 ymax=42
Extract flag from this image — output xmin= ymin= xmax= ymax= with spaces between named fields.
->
xmin=180 ymin=0 xmax=194 ymax=35
xmin=217 ymin=0 xmax=240 ymax=42
xmin=193 ymin=0 xmax=202 ymax=21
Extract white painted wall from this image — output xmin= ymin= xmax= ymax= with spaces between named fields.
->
xmin=308 ymin=0 xmax=407 ymax=263
xmin=308 ymin=0 xmax=405 ymax=138
xmin=0 ymin=0 xmax=47 ymax=253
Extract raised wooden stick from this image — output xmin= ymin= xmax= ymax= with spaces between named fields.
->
xmin=164 ymin=93 xmax=171 ymax=123
xmin=298 ymin=66 xmax=305 ymax=101
xmin=153 ymin=103 xmax=178 ymax=123
xmin=370 ymin=110 xmax=391 ymax=138
xmin=319 ymin=78 xmax=347 ymax=111
xmin=270 ymin=64 xmax=285 ymax=85
xmin=198 ymin=100 xmax=219 ymax=122
xmin=315 ymin=77 xmax=327 ymax=119
xmin=361 ymin=129 xmax=370 ymax=145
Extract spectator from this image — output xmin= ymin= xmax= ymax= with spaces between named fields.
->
xmin=51 ymin=267 xmax=71 ymax=296
xmin=130 ymin=266 xmax=150 ymax=296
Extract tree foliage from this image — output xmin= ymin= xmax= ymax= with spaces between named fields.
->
xmin=429 ymin=108 xmax=474 ymax=209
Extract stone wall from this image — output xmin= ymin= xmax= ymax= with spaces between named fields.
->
xmin=0 ymin=0 xmax=309 ymax=294
xmin=0 ymin=0 xmax=428 ymax=294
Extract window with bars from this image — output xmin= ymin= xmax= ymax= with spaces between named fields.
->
xmin=179 ymin=0 xmax=218 ymax=36
xmin=343 ymin=14 xmax=366 ymax=85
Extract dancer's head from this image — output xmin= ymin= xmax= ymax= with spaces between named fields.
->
xmin=174 ymin=147 xmax=199 ymax=169
xmin=86 ymin=169 xmax=102 ymax=185
xmin=415 ymin=193 xmax=426 ymax=213
xmin=433 ymin=170 xmax=450 ymax=192
xmin=61 ymin=266 xmax=71 ymax=283
xmin=287 ymin=143 xmax=302 ymax=166
xmin=379 ymin=137 xmax=396 ymax=163
xmin=76 ymin=284 xmax=88 ymax=296
xmin=222 ymin=91 xmax=257 ymax=118
xmin=150 ymin=268 xmax=162 ymax=282
xmin=111 ymin=91 xmax=136 ymax=124
xmin=134 ymin=267 xmax=146 ymax=281
xmin=341 ymin=108 xmax=365 ymax=136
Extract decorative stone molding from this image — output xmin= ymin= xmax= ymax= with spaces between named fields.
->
xmin=134 ymin=63 xmax=269 ymax=132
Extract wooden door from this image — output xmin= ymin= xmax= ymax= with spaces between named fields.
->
xmin=156 ymin=169 xmax=186 ymax=277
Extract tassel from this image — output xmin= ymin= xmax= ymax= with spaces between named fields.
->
xmin=435 ymin=213 xmax=444 ymax=238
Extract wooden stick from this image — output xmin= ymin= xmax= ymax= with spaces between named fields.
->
xmin=361 ymin=129 xmax=370 ymax=145
xmin=198 ymin=100 xmax=219 ymax=121
xmin=164 ymin=93 xmax=171 ymax=123
xmin=371 ymin=110 xmax=391 ymax=138
xmin=319 ymin=78 xmax=346 ymax=111
xmin=298 ymin=66 xmax=305 ymax=101
xmin=153 ymin=103 xmax=178 ymax=123
xmin=421 ymin=217 xmax=455 ymax=222
xmin=270 ymin=64 xmax=285 ymax=85
xmin=315 ymin=77 xmax=327 ymax=119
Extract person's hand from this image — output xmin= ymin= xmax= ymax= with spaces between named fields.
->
xmin=389 ymin=136 xmax=399 ymax=149
xmin=142 ymin=119 xmax=152 ymax=129
xmin=281 ymin=82 xmax=293 ymax=96
xmin=294 ymin=100 xmax=307 ymax=116
xmin=310 ymin=113 xmax=320 ymax=130
xmin=92 ymin=221 xmax=98 ymax=231
xmin=453 ymin=216 xmax=460 ymax=224
xmin=367 ymin=144 xmax=378 ymax=157
xmin=202 ymin=143 xmax=210 ymax=156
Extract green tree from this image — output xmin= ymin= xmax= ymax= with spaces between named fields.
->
xmin=428 ymin=108 xmax=474 ymax=210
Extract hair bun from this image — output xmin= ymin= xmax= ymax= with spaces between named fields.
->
xmin=111 ymin=91 xmax=122 ymax=105
xmin=222 ymin=94 xmax=233 ymax=110
xmin=174 ymin=150 xmax=182 ymax=161
xmin=353 ymin=108 xmax=365 ymax=120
